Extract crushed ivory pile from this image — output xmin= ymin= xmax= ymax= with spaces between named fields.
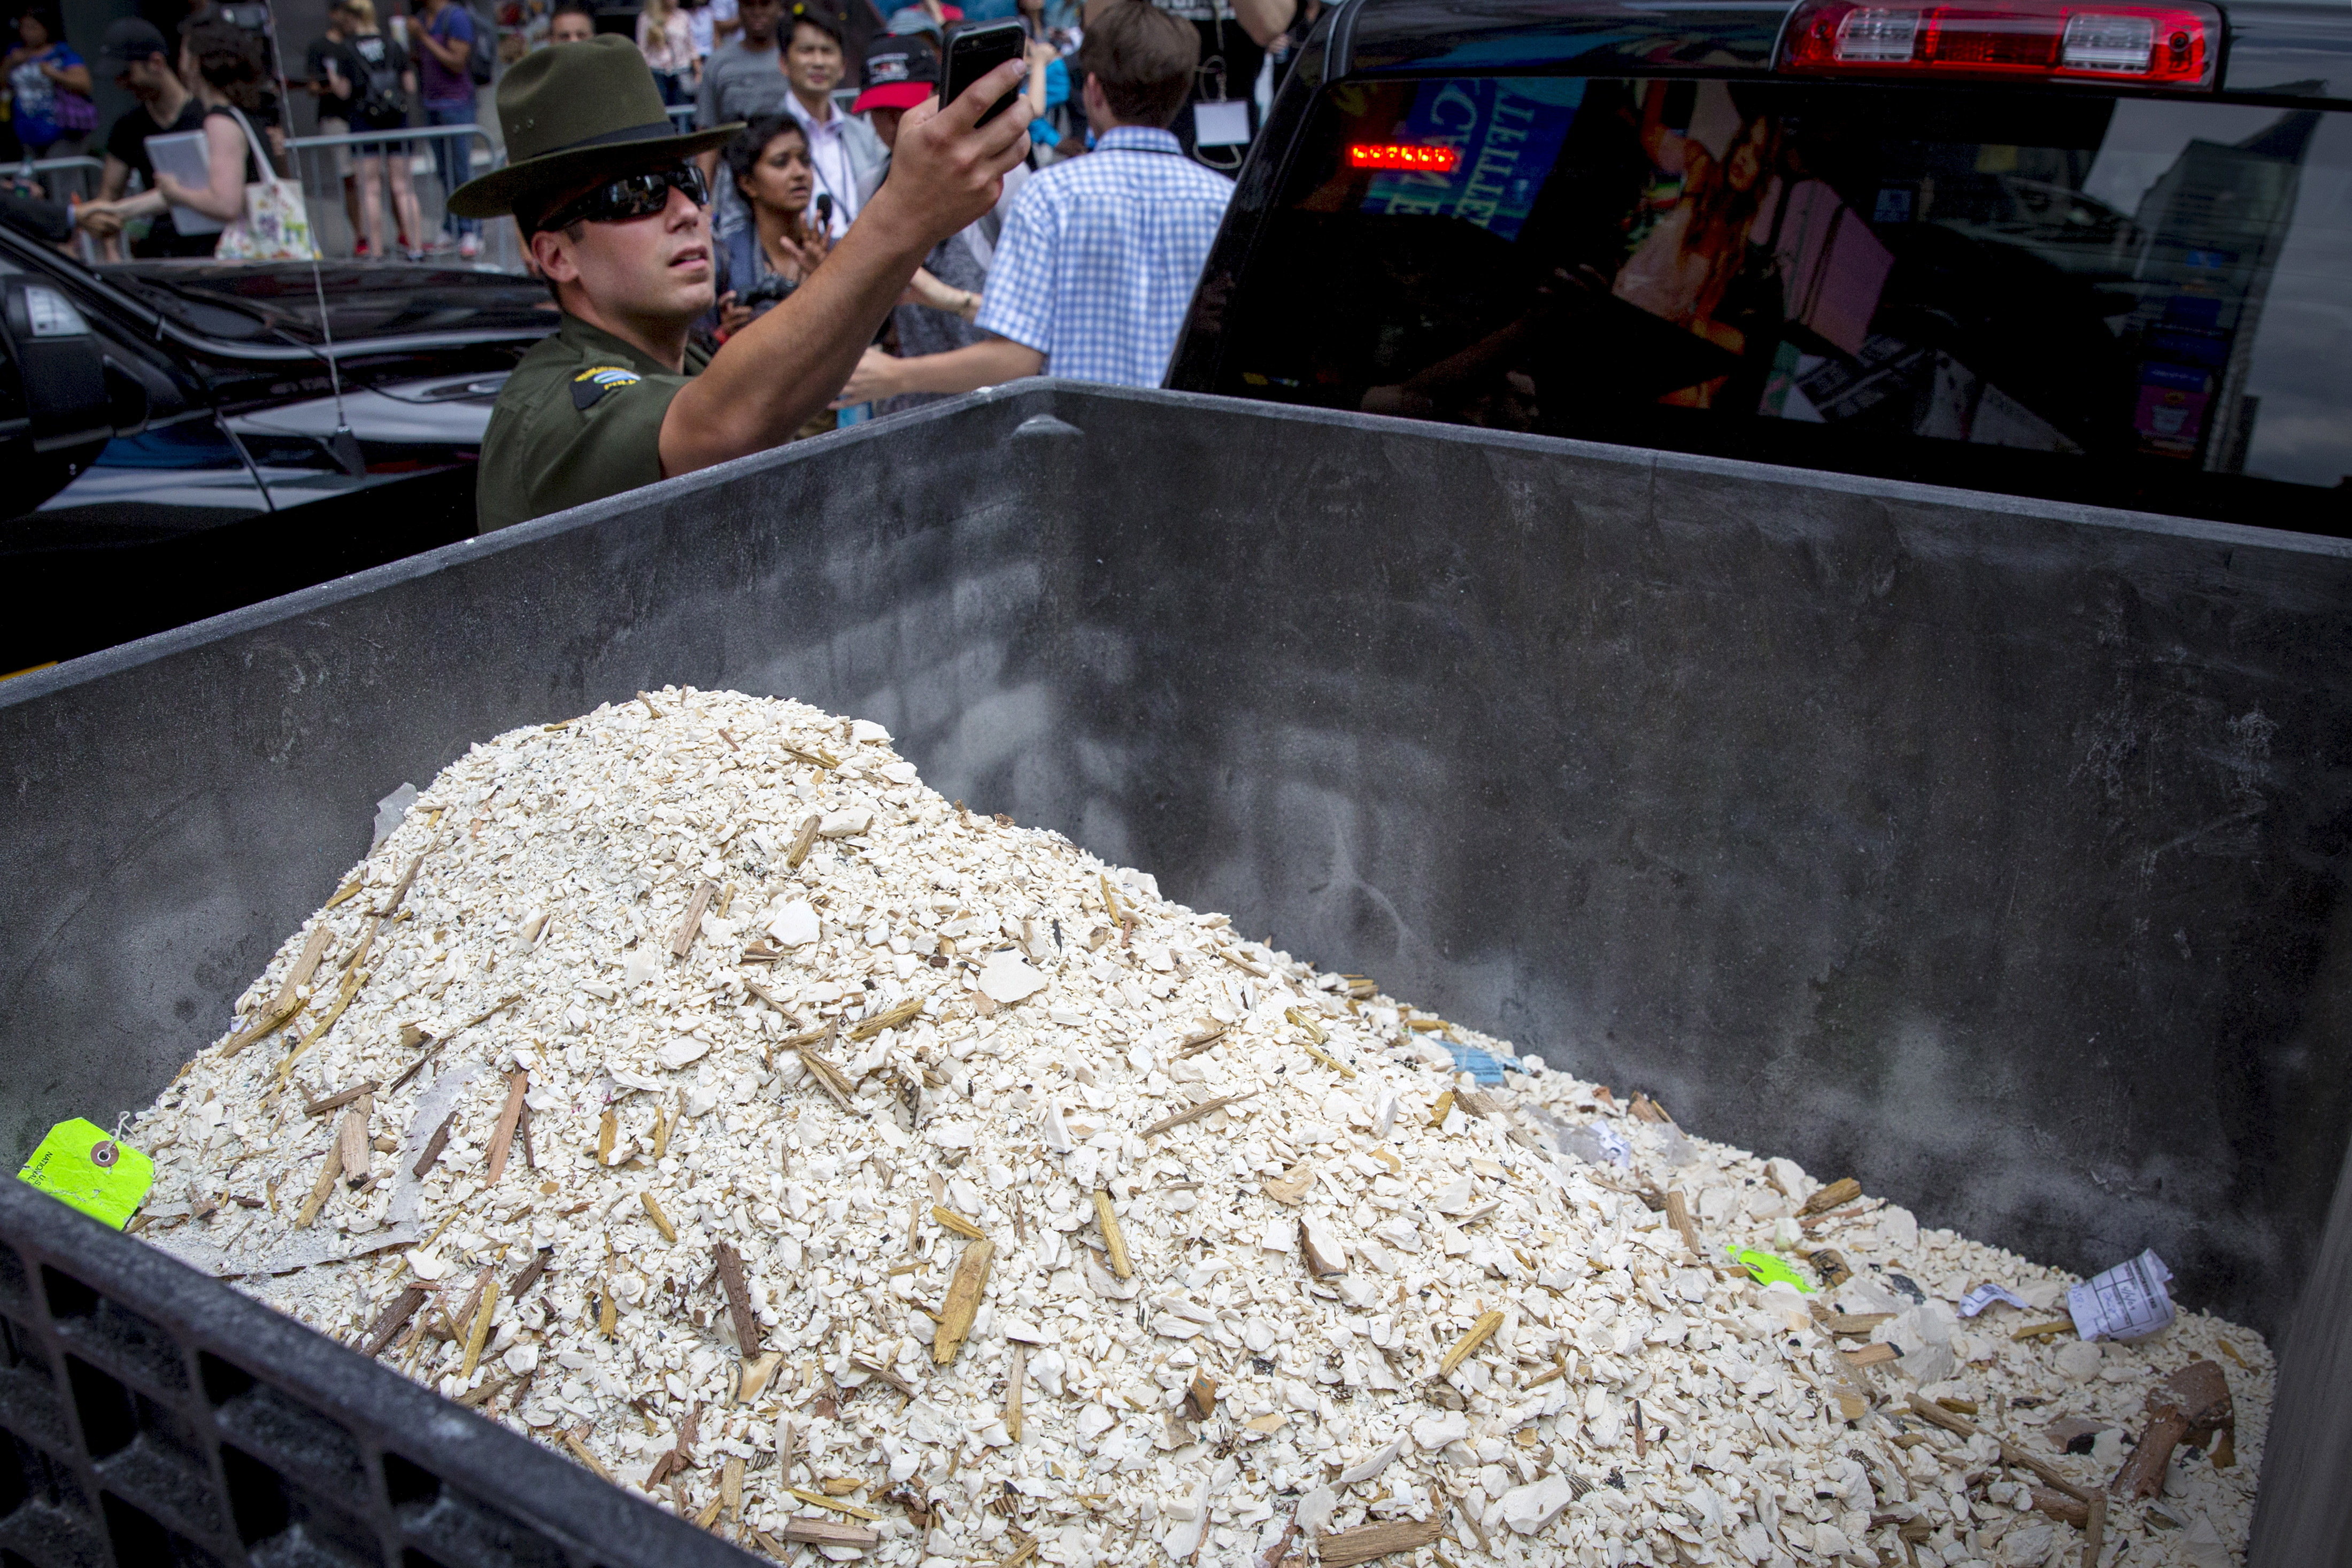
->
xmin=130 ymin=689 xmax=2272 ymax=1568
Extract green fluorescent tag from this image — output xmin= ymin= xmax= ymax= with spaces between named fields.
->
xmin=1729 ymin=1245 xmax=1817 ymax=1293
xmin=17 ymin=1118 xmax=155 ymax=1230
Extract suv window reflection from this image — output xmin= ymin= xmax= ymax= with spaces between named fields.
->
xmin=1220 ymin=77 xmax=2352 ymax=530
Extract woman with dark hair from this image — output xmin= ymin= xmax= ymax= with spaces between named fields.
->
xmin=702 ymin=112 xmax=838 ymax=437
xmin=5 ymin=7 xmax=96 ymax=169
xmin=710 ymin=111 xmax=830 ymax=340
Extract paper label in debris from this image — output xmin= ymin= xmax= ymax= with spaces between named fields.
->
xmin=371 ymin=782 xmax=417 ymax=850
xmin=1958 ymin=1283 xmax=2030 ymax=1317
xmin=1555 ymin=1122 xmax=1632 ymax=1170
xmin=18 ymin=1118 xmax=153 ymax=1230
xmin=2068 ymin=1248 xmax=2174 ymax=1342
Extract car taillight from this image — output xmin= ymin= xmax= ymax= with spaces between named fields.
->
xmin=1779 ymin=0 xmax=2217 ymax=86
xmin=1347 ymin=143 xmax=1464 ymax=173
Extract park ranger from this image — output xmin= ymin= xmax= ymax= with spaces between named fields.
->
xmin=450 ymin=35 xmax=1030 ymax=531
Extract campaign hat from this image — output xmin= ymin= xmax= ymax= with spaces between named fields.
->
xmin=448 ymin=35 xmax=739 ymax=220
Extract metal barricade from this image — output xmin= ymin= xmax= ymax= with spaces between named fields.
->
xmin=18 ymin=153 xmax=102 ymax=205
xmin=284 ymin=123 xmax=527 ymax=271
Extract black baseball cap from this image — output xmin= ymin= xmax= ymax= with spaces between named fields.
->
xmin=99 ymin=17 xmax=171 ymax=64
xmin=854 ymin=30 xmax=938 ymax=113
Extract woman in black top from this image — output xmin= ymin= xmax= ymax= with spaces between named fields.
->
xmin=87 ymin=19 xmax=269 ymax=249
xmin=336 ymin=0 xmax=425 ymax=261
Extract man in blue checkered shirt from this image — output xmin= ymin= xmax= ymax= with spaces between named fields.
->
xmin=832 ymin=2 xmax=1232 ymax=401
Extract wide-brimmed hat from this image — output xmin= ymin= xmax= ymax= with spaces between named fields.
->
xmin=853 ymin=31 xmax=939 ymax=113
xmin=448 ymin=36 xmax=740 ymax=220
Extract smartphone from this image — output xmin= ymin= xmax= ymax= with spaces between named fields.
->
xmin=941 ymin=19 xmax=1026 ymax=127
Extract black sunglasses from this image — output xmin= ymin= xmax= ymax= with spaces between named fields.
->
xmin=534 ymin=165 xmax=708 ymax=233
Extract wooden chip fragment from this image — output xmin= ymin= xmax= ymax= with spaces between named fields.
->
xmin=387 ymin=994 xmax=519 ymax=1092
xmin=483 ymin=1070 xmax=528 ymax=1187
xmin=671 ymin=879 xmax=718 ymax=958
xmin=1664 ymin=1188 xmax=1704 ymax=1260
xmin=305 ymin=1080 xmax=377 ymax=1117
xmin=596 ymin=1108 xmax=618 ymax=1165
xmin=931 ymin=1239 xmax=994 ymax=1366
xmin=1092 ymin=1189 xmax=1132 ymax=1278
xmin=1263 ymin=1162 xmax=1315 ymax=1206
xmin=1299 ymin=1038 xmax=1356 ymax=1078
xmin=361 ymin=1287 xmax=427 ymax=1357
xmin=721 ymin=1455 xmax=744 ymax=1522
xmin=294 ymin=1141 xmax=343 ymax=1228
xmin=1818 ymin=1312 xmax=1894 ymax=1337
xmin=1439 ymin=1310 xmax=1505 ymax=1378
xmin=1183 ymin=1370 xmax=1217 ymax=1422
xmin=714 ymin=1240 xmax=761 ymax=1357
xmin=637 ymin=691 xmax=666 ymax=719
xmin=785 ymin=814 xmax=822 ymax=870
xmin=641 ymin=1192 xmax=678 ymax=1242
xmin=1629 ymin=1093 xmax=1668 ymax=1123
xmin=374 ymin=850 xmax=428 ymax=919
xmin=221 ymin=993 xmax=304 ymax=1058
xmin=413 ymin=1111 xmax=458 ymax=1179
xmin=851 ymin=997 xmax=924 ymax=1040
xmin=1283 ymin=1006 xmax=1329 ymax=1044
xmin=562 ymin=1431 xmax=615 ymax=1483
xmin=776 ymin=1518 xmax=878 ymax=1549
xmin=325 ymin=877 xmax=365 ymax=909
xmin=738 ymin=1350 xmax=783 ymax=1404
xmin=931 ymin=1204 xmax=986 ymax=1240
xmin=1903 ymin=1393 xmax=2094 ymax=1505
xmin=789 ymin=1488 xmax=882 ymax=1521
xmin=1842 ymin=1343 xmax=1898 ymax=1368
xmin=1317 ymin=1511 xmax=1446 ymax=1567
xmin=510 ymin=1249 xmax=552 ymax=1301
xmin=336 ymin=1098 xmax=373 ymax=1186
xmin=459 ymin=1264 xmax=498 ymax=1380
xmin=1216 ymin=946 xmax=1269 ymax=978
xmin=1428 ymin=1089 xmax=1456 ymax=1127
xmin=1139 ymin=1092 xmax=1258 ymax=1138
xmin=277 ymin=967 xmax=368 ymax=1086
xmin=1005 ymin=1344 xmax=1026 ymax=1441
xmin=2014 ymin=1320 xmax=2075 ymax=1340
xmin=1799 ymin=1177 xmax=1863 ymax=1217
xmin=1177 ymin=1023 xmax=1229 ymax=1057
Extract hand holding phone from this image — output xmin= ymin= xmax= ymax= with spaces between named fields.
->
xmin=940 ymin=19 xmax=1027 ymax=127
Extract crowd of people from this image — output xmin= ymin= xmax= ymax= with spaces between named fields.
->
xmin=0 ymin=0 xmax=1324 ymax=521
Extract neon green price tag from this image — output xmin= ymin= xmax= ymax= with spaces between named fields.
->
xmin=17 ymin=1118 xmax=155 ymax=1230
xmin=1729 ymin=1245 xmax=1816 ymax=1293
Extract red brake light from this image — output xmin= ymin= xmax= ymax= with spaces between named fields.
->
xmin=1347 ymin=143 xmax=1464 ymax=173
xmin=1780 ymin=0 xmax=2217 ymax=86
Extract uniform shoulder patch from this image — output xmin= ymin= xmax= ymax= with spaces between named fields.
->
xmin=572 ymin=365 xmax=644 ymax=411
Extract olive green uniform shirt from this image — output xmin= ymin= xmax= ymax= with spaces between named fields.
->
xmin=476 ymin=314 xmax=712 ymax=534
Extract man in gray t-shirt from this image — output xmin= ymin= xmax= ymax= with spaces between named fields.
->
xmin=695 ymin=0 xmax=794 ymax=235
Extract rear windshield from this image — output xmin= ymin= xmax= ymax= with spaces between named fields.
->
xmin=1204 ymin=76 xmax=2352 ymax=532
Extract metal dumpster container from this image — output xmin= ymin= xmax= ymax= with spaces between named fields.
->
xmin=2 ymin=381 xmax=2347 ymax=1565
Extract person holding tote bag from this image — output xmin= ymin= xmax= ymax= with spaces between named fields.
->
xmin=151 ymin=18 xmax=314 ymax=260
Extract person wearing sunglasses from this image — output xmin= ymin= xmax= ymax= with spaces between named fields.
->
xmin=451 ymin=35 xmax=1030 ymax=532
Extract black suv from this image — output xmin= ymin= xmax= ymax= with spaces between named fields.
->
xmin=0 ymin=229 xmax=555 ymax=675
xmin=1170 ymin=0 xmax=2351 ymax=534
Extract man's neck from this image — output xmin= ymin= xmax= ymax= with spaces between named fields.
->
xmin=145 ymin=78 xmax=191 ymax=125
xmin=564 ymin=299 xmax=692 ymax=376
xmin=740 ymin=30 xmax=774 ymax=50
xmin=791 ymin=83 xmax=832 ymax=120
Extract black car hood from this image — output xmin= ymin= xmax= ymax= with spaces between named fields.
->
xmin=95 ymin=260 xmax=560 ymax=350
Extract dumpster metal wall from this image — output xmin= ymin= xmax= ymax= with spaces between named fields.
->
xmin=3 ymin=381 xmax=2349 ymax=1559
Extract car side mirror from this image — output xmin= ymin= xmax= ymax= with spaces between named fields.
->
xmin=1 ymin=278 xmax=114 ymax=509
